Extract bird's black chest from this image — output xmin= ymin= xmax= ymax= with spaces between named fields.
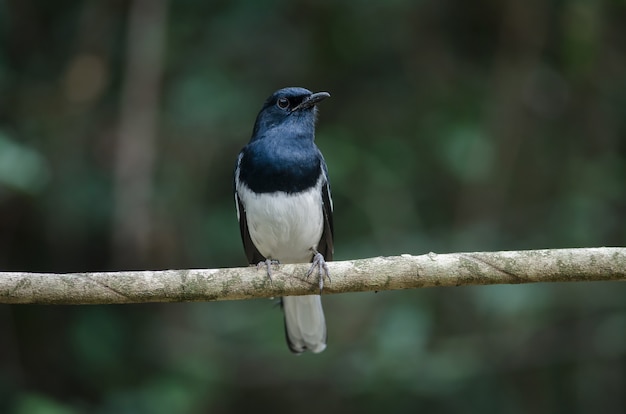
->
xmin=239 ymin=142 xmax=321 ymax=194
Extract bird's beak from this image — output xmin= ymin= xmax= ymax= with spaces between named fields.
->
xmin=292 ymin=92 xmax=331 ymax=111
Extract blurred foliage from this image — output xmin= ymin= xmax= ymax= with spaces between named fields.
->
xmin=1 ymin=0 xmax=626 ymax=412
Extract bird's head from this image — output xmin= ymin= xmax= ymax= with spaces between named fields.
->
xmin=251 ymin=87 xmax=330 ymax=140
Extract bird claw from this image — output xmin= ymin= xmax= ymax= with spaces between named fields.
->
xmin=306 ymin=252 xmax=331 ymax=294
xmin=257 ymin=259 xmax=280 ymax=285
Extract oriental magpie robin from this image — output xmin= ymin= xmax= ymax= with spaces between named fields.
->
xmin=234 ymin=87 xmax=333 ymax=354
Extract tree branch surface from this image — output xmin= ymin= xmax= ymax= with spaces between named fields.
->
xmin=1 ymin=248 xmax=625 ymax=305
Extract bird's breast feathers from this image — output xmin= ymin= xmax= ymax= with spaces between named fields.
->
xmin=236 ymin=175 xmax=325 ymax=264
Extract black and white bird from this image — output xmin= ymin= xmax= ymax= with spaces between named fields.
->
xmin=234 ymin=87 xmax=333 ymax=354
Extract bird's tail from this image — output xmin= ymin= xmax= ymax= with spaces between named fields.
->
xmin=282 ymin=295 xmax=327 ymax=354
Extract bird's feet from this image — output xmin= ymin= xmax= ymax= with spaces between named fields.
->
xmin=256 ymin=258 xmax=280 ymax=284
xmin=306 ymin=251 xmax=331 ymax=294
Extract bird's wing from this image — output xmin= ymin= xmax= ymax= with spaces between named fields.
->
xmin=235 ymin=191 xmax=266 ymax=264
xmin=317 ymin=166 xmax=334 ymax=261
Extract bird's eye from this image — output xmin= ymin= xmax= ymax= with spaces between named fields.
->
xmin=277 ymin=97 xmax=290 ymax=110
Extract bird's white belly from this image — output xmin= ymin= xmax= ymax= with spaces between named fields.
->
xmin=240 ymin=186 xmax=323 ymax=264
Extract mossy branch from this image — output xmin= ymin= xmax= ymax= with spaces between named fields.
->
xmin=1 ymin=247 xmax=625 ymax=305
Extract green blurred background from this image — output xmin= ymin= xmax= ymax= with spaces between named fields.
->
xmin=1 ymin=0 xmax=626 ymax=412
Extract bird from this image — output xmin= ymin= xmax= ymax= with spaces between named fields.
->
xmin=234 ymin=87 xmax=333 ymax=354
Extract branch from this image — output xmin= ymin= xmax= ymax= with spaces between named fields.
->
xmin=1 ymin=247 xmax=625 ymax=305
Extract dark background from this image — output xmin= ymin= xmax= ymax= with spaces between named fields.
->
xmin=1 ymin=0 xmax=626 ymax=412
